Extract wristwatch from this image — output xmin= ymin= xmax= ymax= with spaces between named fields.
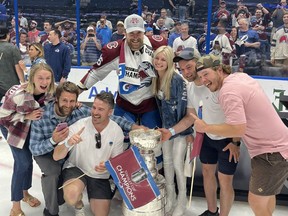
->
xmin=232 ymin=141 xmax=241 ymax=146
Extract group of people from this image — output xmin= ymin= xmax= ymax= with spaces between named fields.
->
xmin=0 ymin=8 xmax=288 ymax=216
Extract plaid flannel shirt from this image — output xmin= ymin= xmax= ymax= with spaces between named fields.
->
xmin=0 ymin=84 xmax=53 ymax=149
xmin=29 ymin=101 xmax=134 ymax=156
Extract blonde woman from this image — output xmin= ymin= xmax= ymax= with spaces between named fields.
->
xmin=0 ymin=63 xmax=55 ymax=216
xmin=152 ymin=46 xmax=192 ymax=216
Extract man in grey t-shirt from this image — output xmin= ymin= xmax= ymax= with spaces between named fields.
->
xmin=0 ymin=27 xmax=24 ymax=138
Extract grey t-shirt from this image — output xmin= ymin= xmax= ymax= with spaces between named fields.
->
xmin=0 ymin=41 xmax=21 ymax=97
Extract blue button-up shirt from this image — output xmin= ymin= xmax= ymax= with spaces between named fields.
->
xmin=29 ymin=101 xmax=133 ymax=156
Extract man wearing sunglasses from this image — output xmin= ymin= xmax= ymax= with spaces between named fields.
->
xmin=29 ymin=82 xmax=143 ymax=216
xmin=53 ymin=92 xmax=123 ymax=216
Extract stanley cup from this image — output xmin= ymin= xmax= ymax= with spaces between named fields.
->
xmin=122 ymin=129 xmax=166 ymax=216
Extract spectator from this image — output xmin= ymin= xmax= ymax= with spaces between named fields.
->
xmin=81 ymin=25 xmax=102 ymax=66
xmin=96 ymin=17 xmax=112 ymax=46
xmin=0 ymin=63 xmax=55 ymax=216
xmin=19 ymin=31 xmax=30 ymax=64
xmin=44 ymin=29 xmax=71 ymax=83
xmin=197 ymin=22 xmax=217 ymax=55
xmin=173 ymin=22 xmax=197 ymax=56
xmin=271 ymin=12 xmax=288 ymax=68
xmin=111 ymin=21 xmax=125 ymax=42
xmin=168 ymin=21 xmax=181 ymax=47
xmin=145 ymin=26 xmax=154 ymax=37
xmin=0 ymin=26 xmax=25 ymax=141
xmin=0 ymin=26 xmax=24 ymax=101
xmin=230 ymin=26 xmax=238 ymax=43
xmin=28 ymin=20 xmax=40 ymax=43
xmin=144 ymin=12 xmax=155 ymax=28
xmin=160 ymin=8 xmax=174 ymax=30
xmin=160 ymin=27 xmax=169 ymax=41
xmin=19 ymin=42 xmax=46 ymax=80
xmin=19 ymin=9 xmax=28 ymax=31
xmin=211 ymin=21 xmax=235 ymax=65
xmin=38 ymin=20 xmax=52 ymax=46
xmin=178 ymin=0 xmax=189 ymax=21
xmin=232 ymin=1 xmax=251 ymax=27
xmin=9 ymin=17 xmax=23 ymax=44
xmin=194 ymin=54 xmax=288 ymax=216
xmin=54 ymin=20 xmax=76 ymax=46
xmin=271 ymin=0 xmax=288 ymax=41
xmin=236 ymin=18 xmax=260 ymax=65
xmin=96 ymin=14 xmax=113 ymax=30
xmin=212 ymin=0 xmax=231 ymax=25
xmin=250 ymin=4 xmax=272 ymax=60
xmin=151 ymin=46 xmax=192 ymax=215
xmin=153 ymin=17 xmax=166 ymax=35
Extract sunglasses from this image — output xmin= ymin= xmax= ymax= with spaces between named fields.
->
xmin=95 ymin=133 xmax=101 ymax=149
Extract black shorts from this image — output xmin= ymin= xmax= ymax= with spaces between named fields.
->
xmin=200 ymin=134 xmax=238 ymax=175
xmin=62 ymin=167 xmax=113 ymax=200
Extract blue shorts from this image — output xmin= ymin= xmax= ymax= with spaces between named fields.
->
xmin=200 ymin=134 xmax=238 ymax=175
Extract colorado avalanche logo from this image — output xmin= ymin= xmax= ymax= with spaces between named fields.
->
xmin=152 ymin=35 xmax=163 ymax=42
xmin=107 ymin=41 xmax=119 ymax=49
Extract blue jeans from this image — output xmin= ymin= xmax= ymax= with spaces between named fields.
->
xmin=9 ymin=137 xmax=33 ymax=201
xmin=178 ymin=6 xmax=187 ymax=21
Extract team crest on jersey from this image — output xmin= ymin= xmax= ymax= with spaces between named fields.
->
xmin=152 ymin=35 xmax=163 ymax=42
xmin=107 ymin=41 xmax=119 ymax=49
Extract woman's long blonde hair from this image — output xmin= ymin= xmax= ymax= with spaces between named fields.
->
xmin=25 ymin=63 xmax=56 ymax=95
xmin=151 ymin=46 xmax=175 ymax=100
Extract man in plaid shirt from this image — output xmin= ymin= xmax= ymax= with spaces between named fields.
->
xmin=29 ymin=81 xmax=141 ymax=216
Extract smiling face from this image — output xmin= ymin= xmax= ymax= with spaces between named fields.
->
xmin=126 ymin=31 xmax=144 ymax=51
xmin=197 ymin=67 xmax=224 ymax=92
xmin=91 ymin=98 xmax=112 ymax=126
xmin=153 ymin=52 xmax=168 ymax=74
xmin=178 ymin=59 xmax=197 ymax=82
xmin=55 ymin=91 xmax=77 ymax=117
xmin=33 ymin=69 xmax=53 ymax=95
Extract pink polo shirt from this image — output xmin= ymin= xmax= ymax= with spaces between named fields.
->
xmin=219 ymin=73 xmax=288 ymax=159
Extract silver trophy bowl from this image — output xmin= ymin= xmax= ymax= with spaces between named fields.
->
xmin=129 ymin=129 xmax=162 ymax=150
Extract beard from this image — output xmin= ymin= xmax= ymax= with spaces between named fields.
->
xmin=56 ymin=104 xmax=74 ymax=117
xmin=127 ymin=37 xmax=144 ymax=51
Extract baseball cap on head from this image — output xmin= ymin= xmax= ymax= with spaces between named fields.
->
xmin=196 ymin=54 xmax=221 ymax=72
xmin=87 ymin=26 xmax=94 ymax=31
xmin=173 ymin=48 xmax=201 ymax=62
xmin=117 ymin=21 xmax=124 ymax=26
xmin=124 ymin=14 xmax=145 ymax=34
xmin=31 ymin=20 xmax=38 ymax=26
xmin=145 ymin=27 xmax=153 ymax=32
xmin=0 ymin=27 xmax=9 ymax=37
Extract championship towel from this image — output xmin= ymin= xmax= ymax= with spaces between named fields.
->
xmin=105 ymin=146 xmax=160 ymax=209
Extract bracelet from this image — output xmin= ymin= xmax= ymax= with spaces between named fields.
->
xmin=49 ymin=137 xmax=57 ymax=145
xmin=232 ymin=141 xmax=241 ymax=146
xmin=64 ymin=141 xmax=71 ymax=149
xmin=168 ymin=128 xmax=176 ymax=136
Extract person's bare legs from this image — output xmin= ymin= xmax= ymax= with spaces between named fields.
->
xmin=63 ymin=179 xmax=85 ymax=208
xmin=218 ymin=172 xmax=234 ymax=216
xmin=90 ymin=199 xmax=111 ymax=216
xmin=202 ymin=164 xmax=218 ymax=213
xmin=248 ymin=192 xmax=275 ymax=216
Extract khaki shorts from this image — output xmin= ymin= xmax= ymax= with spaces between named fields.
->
xmin=250 ymin=152 xmax=288 ymax=196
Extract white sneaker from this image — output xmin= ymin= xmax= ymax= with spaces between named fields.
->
xmin=75 ymin=206 xmax=86 ymax=216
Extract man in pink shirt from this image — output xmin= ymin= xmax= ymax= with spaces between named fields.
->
xmin=193 ymin=54 xmax=288 ymax=216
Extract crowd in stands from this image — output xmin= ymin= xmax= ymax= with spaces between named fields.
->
xmin=1 ymin=0 xmax=288 ymax=76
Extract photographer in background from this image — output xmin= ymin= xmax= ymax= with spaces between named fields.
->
xmin=81 ymin=25 xmax=102 ymax=66
xmin=96 ymin=17 xmax=112 ymax=46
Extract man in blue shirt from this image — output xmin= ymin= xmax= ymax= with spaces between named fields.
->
xmin=96 ymin=18 xmax=112 ymax=46
xmin=29 ymin=81 xmax=142 ymax=216
xmin=44 ymin=29 xmax=71 ymax=83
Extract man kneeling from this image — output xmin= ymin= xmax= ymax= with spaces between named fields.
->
xmin=53 ymin=92 xmax=124 ymax=216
